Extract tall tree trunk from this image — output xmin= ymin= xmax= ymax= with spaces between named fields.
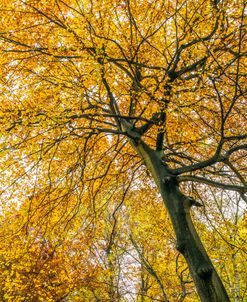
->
xmin=132 ymin=139 xmax=230 ymax=302
xmin=159 ymin=177 xmax=230 ymax=302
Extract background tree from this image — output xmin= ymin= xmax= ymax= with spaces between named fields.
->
xmin=0 ymin=0 xmax=246 ymax=301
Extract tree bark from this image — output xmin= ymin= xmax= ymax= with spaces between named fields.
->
xmin=132 ymin=139 xmax=230 ymax=302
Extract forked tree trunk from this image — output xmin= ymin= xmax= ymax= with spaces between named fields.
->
xmin=132 ymin=139 xmax=230 ymax=302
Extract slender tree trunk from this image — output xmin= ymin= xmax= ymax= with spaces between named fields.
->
xmin=130 ymin=236 xmax=169 ymax=301
xmin=232 ymin=253 xmax=241 ymax=302
xmin=140 ymin=262 xmax=147 ymax=302
xmin=131 ymin=139 xmax=230 ymax=302
xmin=106 ymin=248 xmax=117 ymax=302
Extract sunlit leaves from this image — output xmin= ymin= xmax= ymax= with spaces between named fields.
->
xmin=0 ymin=0 xmax=246 ymax=300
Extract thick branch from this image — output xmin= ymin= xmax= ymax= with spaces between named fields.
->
xmin=173 ymin=144 xmax=247 ymax=175
xmin=173 ymin=154 xmax=223 ymax=175
xmin=135 ymin=111 xmax=166 ymax=136
xmin=178 ymin=175 xmax=247 ymax=194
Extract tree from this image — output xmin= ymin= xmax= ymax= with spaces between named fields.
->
xmin=0 ymin=0 xmax=246 ymax=301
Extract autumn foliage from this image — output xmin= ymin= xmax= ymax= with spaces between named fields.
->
xmin=0 ymin=0 xmax=246 ymax=301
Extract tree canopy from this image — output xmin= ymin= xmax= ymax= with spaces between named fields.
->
xmin=0 ymin=0 xmax=246 ymax=301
